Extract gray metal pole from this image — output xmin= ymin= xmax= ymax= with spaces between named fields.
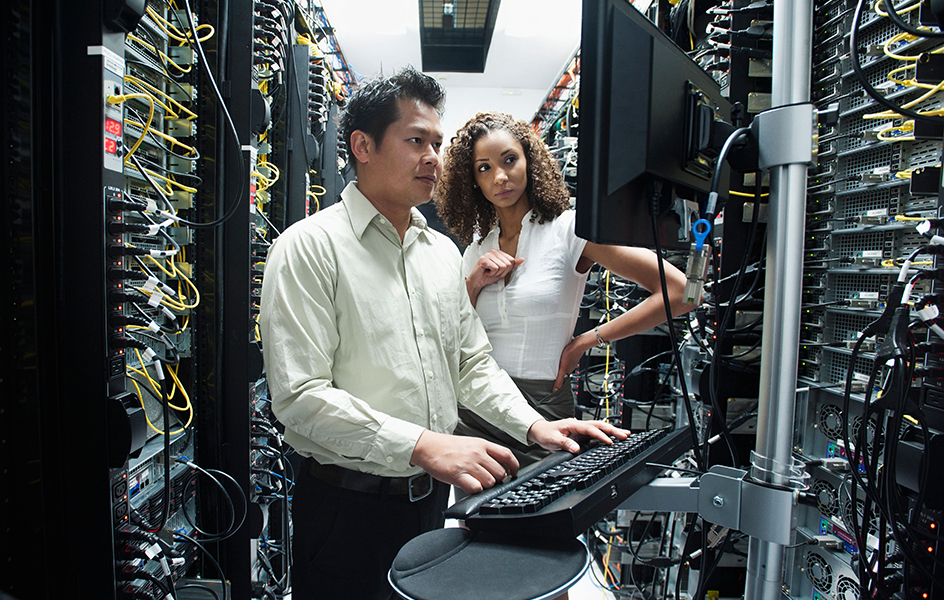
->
xmin=744 ymin=1 xmax=813 ymax=599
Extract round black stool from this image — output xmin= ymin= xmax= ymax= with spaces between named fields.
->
xmin=388 ymin=528 xmax=589 ymax=600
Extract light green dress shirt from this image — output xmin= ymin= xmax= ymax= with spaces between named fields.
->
xmin=259 ymin=182 xmax=543 ymax=477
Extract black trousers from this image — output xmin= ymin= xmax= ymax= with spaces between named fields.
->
xmin=292 ymin=464 xmax=449 ymax=600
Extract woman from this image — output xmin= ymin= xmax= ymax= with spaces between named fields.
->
xmin=435 ymin=111 xmax=695 ymax=466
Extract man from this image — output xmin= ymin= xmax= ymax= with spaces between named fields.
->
xmin=259 ymin=66 xmax=625 ymax=599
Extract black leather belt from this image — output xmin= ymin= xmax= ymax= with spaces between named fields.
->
xmin=306 ymin=458 xmax=433 ymax=502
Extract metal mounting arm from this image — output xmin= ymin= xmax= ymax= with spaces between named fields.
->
xmin=618 ymin=466 xmax=797 ymax=547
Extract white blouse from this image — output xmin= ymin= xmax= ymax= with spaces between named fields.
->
xmin=462 ymin=209 xmax=590 ymax=381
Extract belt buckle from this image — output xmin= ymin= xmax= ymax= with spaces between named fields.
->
xmin=408 ymin=472 xmax=432 ymax=502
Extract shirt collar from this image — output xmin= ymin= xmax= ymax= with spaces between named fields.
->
xmin=520 ymin=208 xmax=537 ymax=230
xmin=479 ymin=208 xmax=536 ymax=246
xmin=341 ymin=181 xmax=432 ymax=242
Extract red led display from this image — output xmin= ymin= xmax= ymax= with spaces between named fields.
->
xmin=105 ymin=116 xmax=123 ymax=137
xmin=105 ymin=137 xmax=118 ymax=155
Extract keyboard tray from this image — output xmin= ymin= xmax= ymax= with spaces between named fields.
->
xmin=445 ymin=427 xmax=693 ymax=539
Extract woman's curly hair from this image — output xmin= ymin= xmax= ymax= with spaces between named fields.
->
xmin=434 ymin=111 xmax=570 ymax=245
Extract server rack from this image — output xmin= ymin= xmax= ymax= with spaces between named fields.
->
xmin=787 ymin=2 xmax=944 ymax=599
xmin=0 ymin=1 xmax=355 ymax=598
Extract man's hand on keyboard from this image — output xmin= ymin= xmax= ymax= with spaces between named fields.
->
xmin=411 ymin=430 xmax=520 ymax=495
xmin=526 ymin=418 xmax=629 ymax=453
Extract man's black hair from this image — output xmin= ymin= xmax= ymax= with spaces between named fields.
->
xmin=339 ymin=66 xmax=446 ymax=172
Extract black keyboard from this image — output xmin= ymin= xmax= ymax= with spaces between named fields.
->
xmin=444 ymin=426 xmax=693 ymax=539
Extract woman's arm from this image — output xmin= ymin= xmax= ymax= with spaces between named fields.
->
xmin=552 ymin=242 xmax=695 ymax=391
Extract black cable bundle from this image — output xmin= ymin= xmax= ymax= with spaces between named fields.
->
xmin=837 ymin=241 xmax=944 ymax=596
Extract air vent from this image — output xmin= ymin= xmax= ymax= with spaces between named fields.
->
xmin=812 ymin=479 xmax=839 ymax=517
xmin=837 ymin=576 xmax=860 ymax=600
xmin=805 ymin=551 xmax=833 ymax=592
xmin=818 ymin=403 xmax=843 ymax=440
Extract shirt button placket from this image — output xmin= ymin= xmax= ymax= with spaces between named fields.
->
xmin=499 ymin=289 xmax=508 ymax=325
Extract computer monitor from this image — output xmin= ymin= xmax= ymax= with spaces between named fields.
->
xmin=576 ymin=0 xmax=730 ymax=249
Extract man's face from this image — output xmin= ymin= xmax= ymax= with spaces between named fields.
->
xmin=361 ymin=98 xmax=444 ymax=209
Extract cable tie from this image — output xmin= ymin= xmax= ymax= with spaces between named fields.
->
xmin=706 ymin=192 xmax=720 ymax=216
xmin=159 ymin=556 xmax=171 ymax=576
xmin=143 ymin=276 xmax=160 ymax=293
xmin=898 ymin=260 xmax=913 ymax=283
xmin=159 ymin=282 xmax=177 ymax=298
xmin=902 ymin=280 xmax=914 ymax=304
xmin=149 ymin=248 xmax=178 ymax=258
xmin=146 ymin=199 xmax=159 ymax=213
xmin=147 ymin=320 xmax=161 ymax=333
xmin=144 ymin=543 xmax=162 ymax=560
xmin=918 ymin=305 xmax=940 ymax=322
xmin=155 ymin=210 xmax=181 ymax=223
xmin=147 ymin=290 xmax=164 ymax=308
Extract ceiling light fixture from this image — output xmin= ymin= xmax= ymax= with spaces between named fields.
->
xmin=420 ymin=0 xmax=502 ymax=72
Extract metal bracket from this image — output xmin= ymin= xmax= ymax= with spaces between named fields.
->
xmin=750 ymin=102 xmax=817 ymax=170
xmin=672 ymin=197 xmax=700 ymax=243
xmin=618 ymin=465 xmax=797 ymax=546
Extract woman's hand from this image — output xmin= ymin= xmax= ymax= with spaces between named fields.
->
xmin=465 ymin=249 xmax=524 ymax=307
xmin=550 ymin=243 xmax=695 ymax=391
xmin=552 ymin=330 xmax=596 ymax=392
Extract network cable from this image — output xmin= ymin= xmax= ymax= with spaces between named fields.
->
xmin=851 ymin=0 xmax=944 ymax=125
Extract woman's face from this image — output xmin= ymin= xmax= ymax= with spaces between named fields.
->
xmin=471 ymin=129 xmax=529 ymax=211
